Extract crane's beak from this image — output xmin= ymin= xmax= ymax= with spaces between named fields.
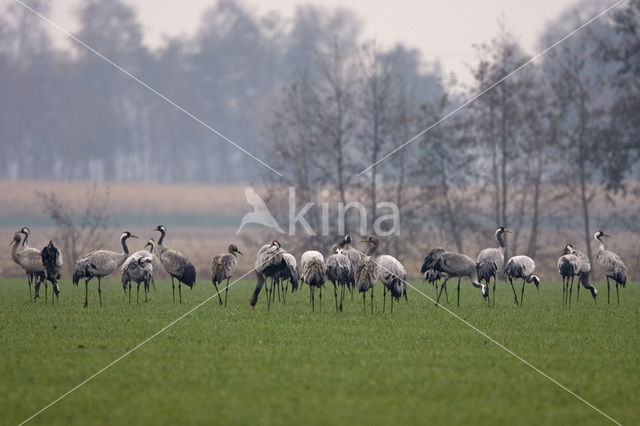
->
xmin=601 ymin=233 xmax=611 ymax=238
xmin=504 ymin=229 xmax=513 ymax=233
xmin=130 ymin=234 xmax=139 ymax=239
xmin=237 ymin=250 xmax=244 ymax=255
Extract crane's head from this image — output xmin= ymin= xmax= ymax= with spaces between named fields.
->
xmin=229 ymin=244 xmax=243 ymax=255
xmin=594 ymin=230 xmax=610 ymax=241
xmin=20 ymin=226 xmax=30 ymax=236
xmin=561 ymin=244 xmax=574 ymax=255
xmin=144 ymin=239 xmax=155 ymax=251
xmin=343 ymin=235 xmax=352 ymax=244
xmin=152 ymin=225 xmax=166 ymax=234
xmin=10 ymin=232 xmax=22 ymax=246
xmin=481 ymin=284 xmax=489 ymax=300
xmin=120 ymin=231 xmax=138 ymax=240
xmin=270 ymin=240 xmax=281 ymax=249
xmin=532 ymin=275 xmax=540 ymax=289
xmin=496 ymin=226 xmax=512 ymax=234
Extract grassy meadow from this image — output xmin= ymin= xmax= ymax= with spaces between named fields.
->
xmin=0 ymin=277 xmax=638 ymax=425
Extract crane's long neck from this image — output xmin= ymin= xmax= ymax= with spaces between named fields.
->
xmin=149 ymin=242 xmax=155 ymax=254
xmin=595 ymin=235 xmax=605 ymax=252
xmin=157 ymin=230 xmax=166 ymax=246
xmin=496 ymin=230 xmax=506 ymax=249
xmin=366 ymin=239 xmax=379 ymax=256
xmin=121 ymin=236 xmax=130 ymax=255
xmin=11 ymin=238 xmax=22 ymax=263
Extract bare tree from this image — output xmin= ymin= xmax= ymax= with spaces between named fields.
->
xmin=36 ymin=185 xmax=113 ymax=275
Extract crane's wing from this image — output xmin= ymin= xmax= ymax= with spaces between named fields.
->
xmin=244 ymin=186 xmax=268 ymax=210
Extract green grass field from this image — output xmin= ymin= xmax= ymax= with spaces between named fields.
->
xmin=0 ymin=277 xmax=638 ymax=425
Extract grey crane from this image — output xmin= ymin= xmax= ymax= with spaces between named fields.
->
xmin=476 ymin=226 xmax=511 ymax=306
xmin=251 ymin=240 xmax=298 ymax=309
xmin=504 ymin=255 xmax=540 ymax=307
xmin=594 ymin=231 xmax=627 ymax=305
xmin=568 ymin=244 xmax=596 ymax=304
xmin=122 ymin=239 xmax=155 ymax=304
xmin=336 ymin=235 xmax=363 ymax=298
xmin=377 ymin=254 xmax=407 ymax=313
xmin=41 ymin=240 xmax=63 ymax=305
xmin=10 ymin=231 xmax=45 ymax=302
xmin=17 ymin=226 xmax=43 ymax=297
xmin=152 ymin=225 xmax=197 ymax=303
xmin=355 ymin=236 xmax=380 ymax=314
xmin=19 ymin=227 xmax=46 ymax=299
xmin=421 ymin=248 xmax=489 ymax=307
xmin=211 ymin=244 xmax=243 ymax=307
xmin=73 ymin=231 xmax=138 ymax=307
xmin=277 ymin=252 xmax=298 ymax=304
xmin=325 ymin=248 xmax=351 ymax=313
xmin=301 ymin=251 xmax=326 ymax=312
xmin=557 ymin=248 xmax=579 ymax=307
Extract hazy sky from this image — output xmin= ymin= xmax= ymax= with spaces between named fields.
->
xmin=37 ymin=0 xmax=590 ymax=83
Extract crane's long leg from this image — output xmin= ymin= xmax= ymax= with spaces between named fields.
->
xmin=340 ymin=284 xmax=345 ymax=313
xmin=576 ymin=277 xmax=580 ymax=305
xmin=383 ymin=286 xmax=387 ymax=313
xmin=362 ymin=292 xmax=366 ymax=314
xmin=128 ymin=281 xmax=132 ymax=304
xmin=562 ymin=277 xmax=565 ymax=307
xmin=277 ymin=279 xmax=281 ymax=302
xmin=520 ymin=280 xmax=525 ymax=307
xmin=310 ymin=286 xmax=315 ymax=312
xmin=137 ymin=282 xmax=141 ymax=304
xmin=333 ymin=282 xmax=338 ymax=313
xmin=492 ymin=276 xmax=496 ymax=307
xmin=98 ymin=277 xmax=103 ymax=307
xmin=44 ymin=279 xmax=48 ymax=305
xmin=371 ymin=289 xmax=374 ymax=314
xmin=225 ymin=278 xmax=230 ymax=307
xmin=569 ymin=276 xmax=574 ymax=308
xmin=607 ymin=277 xmax=610 ymax=305
xmin=444 ymin=284 xmax=449 ymax=304
xmin=436 ymin=280 xmax=448 ymax=306
xmin=616 ymin=282 xmax=619 ymax=305
xmin=391 ymin=292 xmax=394 ymax=314
xmin=84 ymin=278 xmax=90 ymax=308
xmin=145 ymin=279 xmax=149 ymax=302
xmin=457 ymin=279 xmax=461 ymax=307
xmin=319 ymin=287 xmax=322 ymax=313
xmin=212 ymin=282 xmax=223 ymax=305
xmin=179 ymin=282 xmax=182 ymax=303
xmin=28 ymin=274 xmax=33 ymax=300
xmin=172 ymin=277 xmax=176 ymax=303
xmin=509 ymin=278 xmax=519 ymax=305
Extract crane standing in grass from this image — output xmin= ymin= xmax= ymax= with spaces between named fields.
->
xmin=505 ymin=255 xmax=540 ymax=307
xmin=557 ymin=247 xmax=579 ymax=307
xmin=211 ymin=244 xmax=243 ymax=307
xmin=300 ymin=251 xmax=326 ymax=312
xmin=377 ymin=253 xmax=407 ymax=313
xmin=251 ymin=240 xmax=298 ymax=309
xmin=421 ymin=248 xmax=488 ymax=307
xmin=476 ymin=226 xmax=511 ymax=306
xmin=568 ymin=244 xmax=597 ymax=304
xmin=325 ymin=247 xmax=351 ymax=313
xmin=41 ymin=240 xmax=63 ymax=304
xmin=10 ymin=231 xmax=45 ymax=302
xmin=594 ymin=231 xmax=627 ymax=305
xmin=73 ymin=231 xmax=138 ymax=307
xmin=122 ymin=239 xmax=156 ymax=304
xmin=355 ymin=237 xmax=380 ymax=314
xmin=152 ymin=225 xmax=197 ymax=303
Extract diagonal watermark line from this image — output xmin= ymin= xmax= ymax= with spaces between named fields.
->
xmin=14 ymin=0 xmax=283 ymax=177
xmin=356 ymin=0 xmax=626 ymax=176
xmin=370 ymin=256 xmax=621 ymax=425
xmin=19 ymin=262 xmax=267 ymax=425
